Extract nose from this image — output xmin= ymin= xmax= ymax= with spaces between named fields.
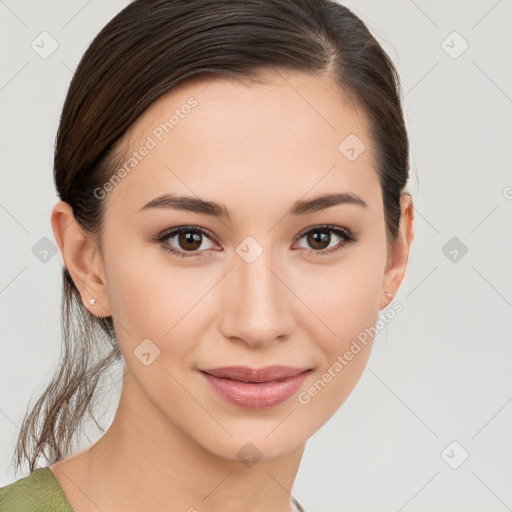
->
xmin=218 ymin=249 xmax=295 ymax=348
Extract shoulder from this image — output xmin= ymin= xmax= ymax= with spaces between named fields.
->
xmin=0 ymin=466 xmax=74 ymax=512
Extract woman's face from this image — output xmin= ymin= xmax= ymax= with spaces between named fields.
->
xmin=84 ymin=70 xmax=410 ymax=462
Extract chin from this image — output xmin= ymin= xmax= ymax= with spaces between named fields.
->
xmin=191 ymin=415 xmax=311 ymax=465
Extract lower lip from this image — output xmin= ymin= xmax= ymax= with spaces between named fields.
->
xmin=200 ymin=370 xmax=311 ymax=410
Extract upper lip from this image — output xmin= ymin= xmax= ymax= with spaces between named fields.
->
xmin=200 ymin=365 xmax=311 ymax=383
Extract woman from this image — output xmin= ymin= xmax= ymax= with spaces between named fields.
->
xmin=0 ymin=0 xmax=414 ymax=510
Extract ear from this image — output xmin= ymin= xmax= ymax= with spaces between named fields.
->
xmin=379 ymin=193 xmax=414 ymax=310
xmin=51 ymin=201 xmax=112 ymax=318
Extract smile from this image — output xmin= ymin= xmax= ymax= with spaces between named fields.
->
xmin=199 ymin=365 xmax=312 ymax=409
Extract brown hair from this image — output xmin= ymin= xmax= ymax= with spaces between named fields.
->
xmin=13 ymin=0 xmax=411 ymax=474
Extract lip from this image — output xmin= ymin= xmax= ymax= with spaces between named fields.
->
xmin=199 ymin=365 xmax=312 ymax=409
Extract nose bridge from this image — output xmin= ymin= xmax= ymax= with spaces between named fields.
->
xmin=221 ymin=244 xmax=293 ymax=345
xmin=240 ymin=252 xmax=281 ymax=306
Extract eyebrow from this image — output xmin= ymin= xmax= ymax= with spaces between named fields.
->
xmin=137 ymin=192 xmax=367 ymax=219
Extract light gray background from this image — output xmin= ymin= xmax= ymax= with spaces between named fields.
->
xmin=1 ymin=1 xmax=511 ymax=511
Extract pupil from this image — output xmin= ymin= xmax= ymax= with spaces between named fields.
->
xmin=179 ymin=232 xmax=201 ymax=250
xmin=309 ymin=231 xmax=329 ymax=250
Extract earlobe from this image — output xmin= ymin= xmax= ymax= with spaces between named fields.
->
xmin=51 ymin=201 xmax=112 ymax=318
xmin=379 ymin=193 xmax=415 ymax=310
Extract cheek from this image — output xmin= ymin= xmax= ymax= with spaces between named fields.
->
xmin=102 ymin=239 xmax=164 ymax=341
xmin=103 ymin=244 xmax=211 ymax=369
xmin=294 ymin=291 xmax=379 ymax=429
xmin=295 ymin=247 xmax=385 ymax=414
xmin=304 ymin=253 xmax=384 ymax=347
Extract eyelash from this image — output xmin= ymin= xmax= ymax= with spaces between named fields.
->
xmin=152 ymin=224 xmax=357 ymax=259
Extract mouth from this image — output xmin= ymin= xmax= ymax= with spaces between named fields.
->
xmin=199 ymin=365 xmax=312 ymax=409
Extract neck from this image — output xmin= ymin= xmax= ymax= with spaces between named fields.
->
xmin=67 ymin=370 xmax=305 ymax=512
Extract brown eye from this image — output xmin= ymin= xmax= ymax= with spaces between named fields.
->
xmin=157 ymin=226 xmax=218 ymax=258
xmin=306 ymin=230 xmax=331 ymax=250
xmin=295 ymin=225 xmax=356 ymax=255
xmin=177 ymin=231 xmax=203 ymax=251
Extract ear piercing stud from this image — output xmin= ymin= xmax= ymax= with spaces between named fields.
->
xmin=385 ymin=292 xmax=392 ymax=299
xmin=88 ymin=298 xmax=96 ymax=305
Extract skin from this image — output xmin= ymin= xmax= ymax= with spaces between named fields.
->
xmin=50 ymin=69 xmax=414 ymax=512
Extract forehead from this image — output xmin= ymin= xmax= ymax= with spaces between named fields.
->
xmin=106 ymin=69 xmax=380 ymax=217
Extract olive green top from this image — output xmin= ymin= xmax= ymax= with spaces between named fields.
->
xmin=0 ymin=466 xmax=306 ymax=511
xmin=0 ymin=467 xmax=74 ymax=511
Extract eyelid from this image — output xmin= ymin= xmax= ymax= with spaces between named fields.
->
xmin=293 ymin=224 xmax=357 ymax=253
xmin=155 ymin=225 xmax=218 ymax=243
xmin=294 ymin=223 xmax=354 ymax=240
xmin=152 ymin=225 xmax=220 ymax=254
